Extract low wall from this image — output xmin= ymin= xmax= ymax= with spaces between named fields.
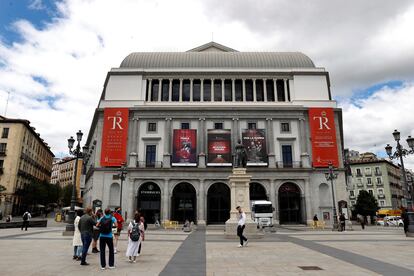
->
xmin=0 ymin=219 xmax=48 ymax=229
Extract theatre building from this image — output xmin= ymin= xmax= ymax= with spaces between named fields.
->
xmin=83 ymin=42 xmax=348 ymax=225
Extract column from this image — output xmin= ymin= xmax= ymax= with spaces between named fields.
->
xmin=198 ymin=179 xmax=206 ymax=226
xmin=232 ymin=118 xmax=239 ymax=164
xmin=273 ymin=79 xmax=277 ymax=102
xmin=299 ymin=117 xmax=310 ymax=168
xmin=147 ymin=79 xmax=152 ymax=102
xmin=270 ymin=180 xmax=277 ymax=224
xmin=128 ymin=116 xmax=139 ymax=168
xmin=221 ymin=79 xmax=225 ymax=102
xmin=179 ymin=78 xmax=183 ymax=102
xmin=210 ymin=78 xmax=214 ymax=102
xmin=200 ymin=79 xmax=204 ymax=102
xmin=190 ymin=78 xmax=194 ymax=102
xmin=242 ymin=79 xmax=246 ymax=101
xmin=198 ymin=118 xmax=206 ymax=168
xmin=162 ymin=179 xmax=170 ymax=221
xmin=284 ymin=79 xmax=288 ymax=102
xmin=263 ymin=79 xmax=267 ymax=102
xmin=126 ymin=178 xmax=135 ymax=219
xmin=158 ymin=79 xmax=162 ymax=102
xmin=163 ymin=118 xmax=172 ymax=168
xmin=168 ymin=79 xmax=172 ymax=102
xmin=253 ymin=79 xmax=257 ymax=102
xmin=266 ymin=118 xmax=276 ymax=168
xmin=232 ymin=79 xmax=236 ymax=102
xmin=304 ymin=178 xmax=312 ymax=224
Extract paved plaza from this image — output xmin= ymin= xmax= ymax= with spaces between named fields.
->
xmin=0 ymin=221 xmax=413 ymax=276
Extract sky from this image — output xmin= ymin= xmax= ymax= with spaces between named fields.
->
xmin=0 ymin=0 xmax=414 ymax=167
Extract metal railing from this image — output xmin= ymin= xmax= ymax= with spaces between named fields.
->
xmin=276 ymin=161 xmax=302 ymax=168
xmin=378 ymin=194 xmax=385 ymax=199
xmin=375 ymin=171 xmax=382 ymax=176
xmin=0 ymin=150 xmax=6 ymax=156
xmin=136 ymin=161 xmax=163 ymax=168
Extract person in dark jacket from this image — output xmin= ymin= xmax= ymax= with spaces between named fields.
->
xmin=78 ymin=207 xmax=95 ymax=266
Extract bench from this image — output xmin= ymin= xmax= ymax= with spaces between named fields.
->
xmin=162 ymin=220 xmax=179 ymax=229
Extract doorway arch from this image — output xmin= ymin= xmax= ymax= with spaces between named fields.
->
xmin=171 ymin=182 xmax=196 ymax=223
xmin=207 ymin=183 xmax=230 ymax=224
xmin=278 ymin=182 xmax=301 ymax=224
xmin=137 ymin=182 xmax=161 ymax=223
xmin=250 ymin=182 xmax=267 ymax=201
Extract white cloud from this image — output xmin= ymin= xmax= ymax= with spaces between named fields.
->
xmin=28 ymin=0 xmax=45 ymax=10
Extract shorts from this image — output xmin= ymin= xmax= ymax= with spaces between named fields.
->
xmin=93 ymin=229 xmax=100 ymax=241
xmin=114 ymin=228 xmax=122 ymax=236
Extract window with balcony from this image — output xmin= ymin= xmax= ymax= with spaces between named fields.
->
xmin=378 ymin=189 xmax=384 ymax=195
xmin=375 ymin=167 xmax=381 ymax=176
xmin=350 ymin=190 xmax=355 ymax=197
xmin=145 ymin=145 xmax=156 ymax=167
xmin=2 ymin=128 xmax=9 ymax=139
xmin=357 ymin=178 xmax=363 ymax=186
xmin=282 ymin=145 xmax=293 ymax=168
xmin=367 ymin=178 xmax=372 ymax=185
xmin=356 ymin=168 xmax=362 ymax=177
xmin=0 ymin=143 xmax=6 ymax=155
xmin=376 ymin=177 xmax=382 ymax=185
xmin=365 ymin=167 xmax=372 ymax=176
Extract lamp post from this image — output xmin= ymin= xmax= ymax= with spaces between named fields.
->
xmin=325 ymin=162 xmax=339 ymax=230
xmin=117 ymin=162 xmax=127 ymax=210
xmin=385 ymin=130 xmax=414 ymax=209
xmin=65 ymin=130 xmax=87 ymax=233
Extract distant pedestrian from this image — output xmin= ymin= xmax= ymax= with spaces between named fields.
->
xmin=339 ymin=213 xmax=346 ymax=232
xmin=137 ymin=214 xmax=146 ymax=256
xmin=313 ymin=214 xmax=319 ymax=228
xmin=72 ymin=210 xmax=83 ymax=261
xmin=21 ymin=211 xmax=31 ymax=231
xmin=97 ymin=208 xmax=117 ymax=270
xmin=402 ymin=211 xmax=409 ymax=234
xmin=6 ymin=214 xmax=12 ymax=222
xmin=113 ymin=207 xmax=124 ymax=254
xmin=78 ymin=207 xmax=95 ymax=266
xmin=91 ymin=209 xmax=103 ymax=253
xmin=236 ymin=206 xmax=248 ymax=247
xmin=357 ymin=214 xmax=365 ymax=230
xmin=126 ymin=213 xmax=144 ymax=262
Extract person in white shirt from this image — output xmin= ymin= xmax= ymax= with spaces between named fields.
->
xmin=236 ymin=206 xmax=248 ymax=247
xmin=21 ymin=211 xmax=31 ymax=231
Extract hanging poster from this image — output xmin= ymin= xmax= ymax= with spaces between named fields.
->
xmin=207 ymin=129 xmax=232 ymax=166
xmin=242 ymin=129 xmax=268 ymax=166
xmin=172 ymin=129 xmax=197 ymax=166
xmin=100 ymin=108 xmax=129 ymax=167
xmin=309 ymin=108 xmax=339 ymax=167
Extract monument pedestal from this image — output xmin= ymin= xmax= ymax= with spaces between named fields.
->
xmin=225 ymin=168 xmax=262 ymax=239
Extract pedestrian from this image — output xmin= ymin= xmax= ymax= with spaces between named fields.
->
xmin=126 ymin=212 xmax=144 ymax=263
xmin=113 ymin=207 xmax=124 ymax=254
xmin=402 ymin=211 xmax=409 ymax=234
xmin=91 ymin=209 xmax=102 ymax=253
xmin=78 ymin=207 xmax=95 ymax=266
xmin=313 ymin=214 xmax=319 ymax=228
xmin=72 ymin=210 xmax=83 ymax=261
xmin=96 ymin=208 xmax=117 ymax=270
xmin=236 ymin=206 xmax=248 ymax=247
xmin=21 ymin=211 xmax=31 ymax=231
xmin=6 ymin=214 xmax=12 ymax=222
xmin=339 ymin=213 xmax=346 ymax=232
xmin=358 ymin=214 xmax=365 ymax=230
xmin=137 ymin=214 xmax=146 ymax=256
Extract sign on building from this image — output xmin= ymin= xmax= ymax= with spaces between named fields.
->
xmin=207 ymin=129 xmax=232 ymax=166
xmin=242 ymin=129 xmax=268 ymax=166
xmin=172 ymin=129 xmax=197 ymax=166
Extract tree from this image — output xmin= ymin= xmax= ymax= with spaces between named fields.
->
xmin=353 ymin=190 xmax=380 ymax=217
xmin=62 ymin=184 xmax=73 ymax=207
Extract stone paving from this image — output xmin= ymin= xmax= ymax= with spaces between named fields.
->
xmin=0 ymin=223 xmax=413 ymax=276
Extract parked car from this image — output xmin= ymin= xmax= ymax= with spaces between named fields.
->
xmin=379 ymin=216 xmax=404 ymax=227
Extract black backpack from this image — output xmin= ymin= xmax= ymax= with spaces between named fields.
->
xmin=99 ymin=216 xmax=112 ymax=234
xmin=130 ymin=221 xmax=140 ymax=242
xmin=23 ymin=212 xmax=29 ymax=221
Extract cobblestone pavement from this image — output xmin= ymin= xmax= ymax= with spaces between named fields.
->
xmin=0 ymin=223 xmax=413 ymax=276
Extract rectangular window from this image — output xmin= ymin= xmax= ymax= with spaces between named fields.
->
xmin=351 ymin=200 xmax=356 ymax=205
xmin=151 ymin=79 xmax=159 ymax=101
xmin=248 ymin=123 xmax=256 ymax=130
xmin=266 ymin=79 xmax=275 ymax=101
xmin=367 ymin=178 xmax=372 ymax=184
xmin=224 ymin=79 xmax=232 ymax=101
xmin=365 ymin=167 xmax=372 ymax=176
xmin=182 ymin=79 xmax=190 ymax=101
xmin=214 ymin=123 xmax=223 ymax=130
xmin=172 ymin=79 xmax=180 ymax=101
xmin=378 ymin=189 xmax=384 ymax=195
xmin=181 ymin=123 xmax=190 ymax=129
xmin=357 ymin=178 xmax=362 ymax=184
xmin=203 ymin=79 xmax=211 ymax=101
xmin=193 ymin=80 xmax=201 ymax=101
xmin=377 ymin=177 xmax=382 ymax=184
xmin=350 ymin=190 xmax=355 ymax=197
xmin=281 ymin=122 xmax=290 ymax=133
xmin=0 ymin=143 xmax=7 ymax=154
xmin=214 ymin=79 xmax=222 ymax=101
xmin=375 ymin=167 xmax=381 ymax=175
xmin=276 ymin=79 xmax=285 ymax=101
xmin=245 ymin=79 xmax=253 ymax=101
xmin=161 ymin=79 xmax=169 ymax=101
xmin=147 ymin=122 xmax=157 ymax=132
xmin=235 ymin=79 xmax=243 ymax=101
xmin=368 ymin=190 xmax=373 ymax=195
xmin=145 ymin=145 xmax=156 ymax=167
xmin=256 ymin=79 xmax=264 ymax=101
xmin=282 ymin=145 xmax=293 ymax=168
xmin=380 ymin=200 xmax=385 ymax=206
xmin=356 ymin=168 xmax=362 ymax=176
xmin=0 ymin=159 xmax=3 ymax=168
xmin=1 ymin=128 xmax=9 ymax=139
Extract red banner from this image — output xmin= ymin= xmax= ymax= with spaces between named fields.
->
xmin=207 ymin=129 xmax=232 ymax=166
xmin=100 ymin=108 xmax=129 ymax=167
xmin=172 ymin=129 xmax=197 ymax=166
xmin=309 ymin=108 xmax=339 ymax=167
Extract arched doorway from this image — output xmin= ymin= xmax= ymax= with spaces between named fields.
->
xmin=278 ymin=182 xmax=301 ymax=224
xmin=207 ymin=183 xmax=230 ymax=224
xmin=137 ymin=182 xmax=161 ymax=223
xmin=171 ymin=182 xmax=196 ymax=223
xmin=250 ymin=182 xmax=267 ymax=201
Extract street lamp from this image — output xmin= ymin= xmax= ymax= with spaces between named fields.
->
xmin=65 ymin=130 xmax=84 ymax=233
xmin=117 ymin=162 xmax=127 ymax=210
xmin=385 ymin=130 xmax=414 ymax=209
xmin=325 ymin=162 xmax=339 ymax=230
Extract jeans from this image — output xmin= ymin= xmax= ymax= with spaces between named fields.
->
xmin=74 ymin=245 xmax=83 ymax=257
xmin=99 ymin=237 xmax=114 ymax=268
xmin=21 ymin=220 xmax=29 ymax=230
xmin=237 ymin=225 xmax=247 ymax=245
xmin=81 ymin=233 xmax=92 ymax=264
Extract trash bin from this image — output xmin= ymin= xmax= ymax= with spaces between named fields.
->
xmin=406 ymin=212 xmax=414 ymax=237
xmin=55 ymin=213 xmax=62 ymax=222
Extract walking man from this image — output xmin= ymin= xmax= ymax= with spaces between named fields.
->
xmin=78 ymin=207 xmax=95 ymax=266
xmin=21 ymin=210 xmax=31 ymax=231
xmin=339 ymin=213 xmax=346 ymax=232
xmin=236 ymin=206 xmax=248 ymax=247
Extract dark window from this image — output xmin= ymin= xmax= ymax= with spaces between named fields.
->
xmin=256 ymin=80 xmax=264 ymax=101
xmin=0 ymin=143 xmax=6 ymax=154
xmin=281 ymin=122 xmax=290 ymax=132
xmin=193 ymin=80 xmax=201 ymax=101
xmin=181 ymin=123 xmax=190 ymax=129
xmin=282 ymin=145 xmax=293 ymax=167
xmin=276 ymin=80 xmax=285 ymax=101
xmin=161 ymin=80 xmax=169 ymax=101
xmin=145 ymin=145 xmax=156 ymax=167
xmin=1 ymin=128 xmax=9 ymax=139
xmin=245 ymin=79 xmax=253 ymax=101
xmin=214 ymin=79 xmax=222 ymax=101
xmin=145 ymin=80 xmax=150 ymax=101
xmin=0 ymin=160 xmax=3 ymax=168
xmin=287 ymin=79 xmax=291 ymax=101
xmin=224 ymin=79 xmax=232 ymax=101
xmin=235 ymin=79 xmax=243 ymax=101
xmin=248 ymin=123 xmax=256 ymax=130
xmin=214 ymin=123 xmax=223 ymax=129
xmin=172 ymin=79 xmax=180 ymax=101
xmin=266 ymin=80 xmax=275 ymax=101
xmin=151 ymin=80 xmax=159 ymax=101
xmin=182 ymin=79 xmax=190 ymax=101
xmin=147 ymin=122 xmax=157 ymax=132
xmin=203 ymin=80 xmax=211 ymax=101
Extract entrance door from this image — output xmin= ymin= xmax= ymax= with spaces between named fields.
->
xmin=279 ymin=183 xmax=301 ymax=224
xmin=207 ymin=183 xmax=230 ymax=224
xmin=171 ymin=183 xmax=196 ymax=223
xmin=137 ymin=182 xmax=161 ymax=223
xmin=250 ymin=182 xmax=267 ymax=201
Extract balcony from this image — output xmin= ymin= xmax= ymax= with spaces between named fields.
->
xmin=365 ymin=172 xmax=372 ymax=177
xmin=137 ymin=161 xmax=163 ymax=168
xmin=349 ymin=195 xmax=356 ymax=199
xmin=276 ymin=161 xmax=302 ymax=168
xmin=378 ymin=194 xmax=385 ymax=199
xmin=0 ymin=150 xmax=6 ymax=156
xmin=376 ymin=181 xmax=383 ymax=186
xmin=356 ymin=182 xmax=364 ymax=187
xmin=366 ymin=182 xmax=373 ymax=187
xmin=375 ymin=171 xmax=382 ymax=176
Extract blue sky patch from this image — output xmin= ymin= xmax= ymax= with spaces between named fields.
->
xmin=35 ymin=95 xmax=61 ymax=110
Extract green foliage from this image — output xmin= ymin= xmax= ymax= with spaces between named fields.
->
xmin=353 ymin=190 xmax=380 ymax=217
xmin=62 ymin=184 xmax=73 ymax=206
xmin=20 ymin=180 xmax=62 ymax=207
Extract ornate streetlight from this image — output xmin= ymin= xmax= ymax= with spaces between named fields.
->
xmin=117 ymin=162 xmax=127 ymax=210
xmin=385 ymin=130 xmax=414 ymax=208
xmin=65 ymin=130 xmax=87 ymax=233
xmin=325 ymin=162 xmax=339 ymax=230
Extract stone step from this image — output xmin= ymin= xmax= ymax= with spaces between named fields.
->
xmin=206 ymin=224 xmax=225 ymax=231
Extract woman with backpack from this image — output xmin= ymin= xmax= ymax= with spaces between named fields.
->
xmin=126 ymin=212 xmax=144 ymax=263
xmin=96 ymin=208 xmax=117 ymax=270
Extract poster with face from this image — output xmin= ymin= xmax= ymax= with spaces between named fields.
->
xmin=207 ymin=129 xmax=232 ymax=166
xmin=172 ymin=129 xmax=197 ymax=166
xmin=242 ymin=129 xmax=268 ymax=165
